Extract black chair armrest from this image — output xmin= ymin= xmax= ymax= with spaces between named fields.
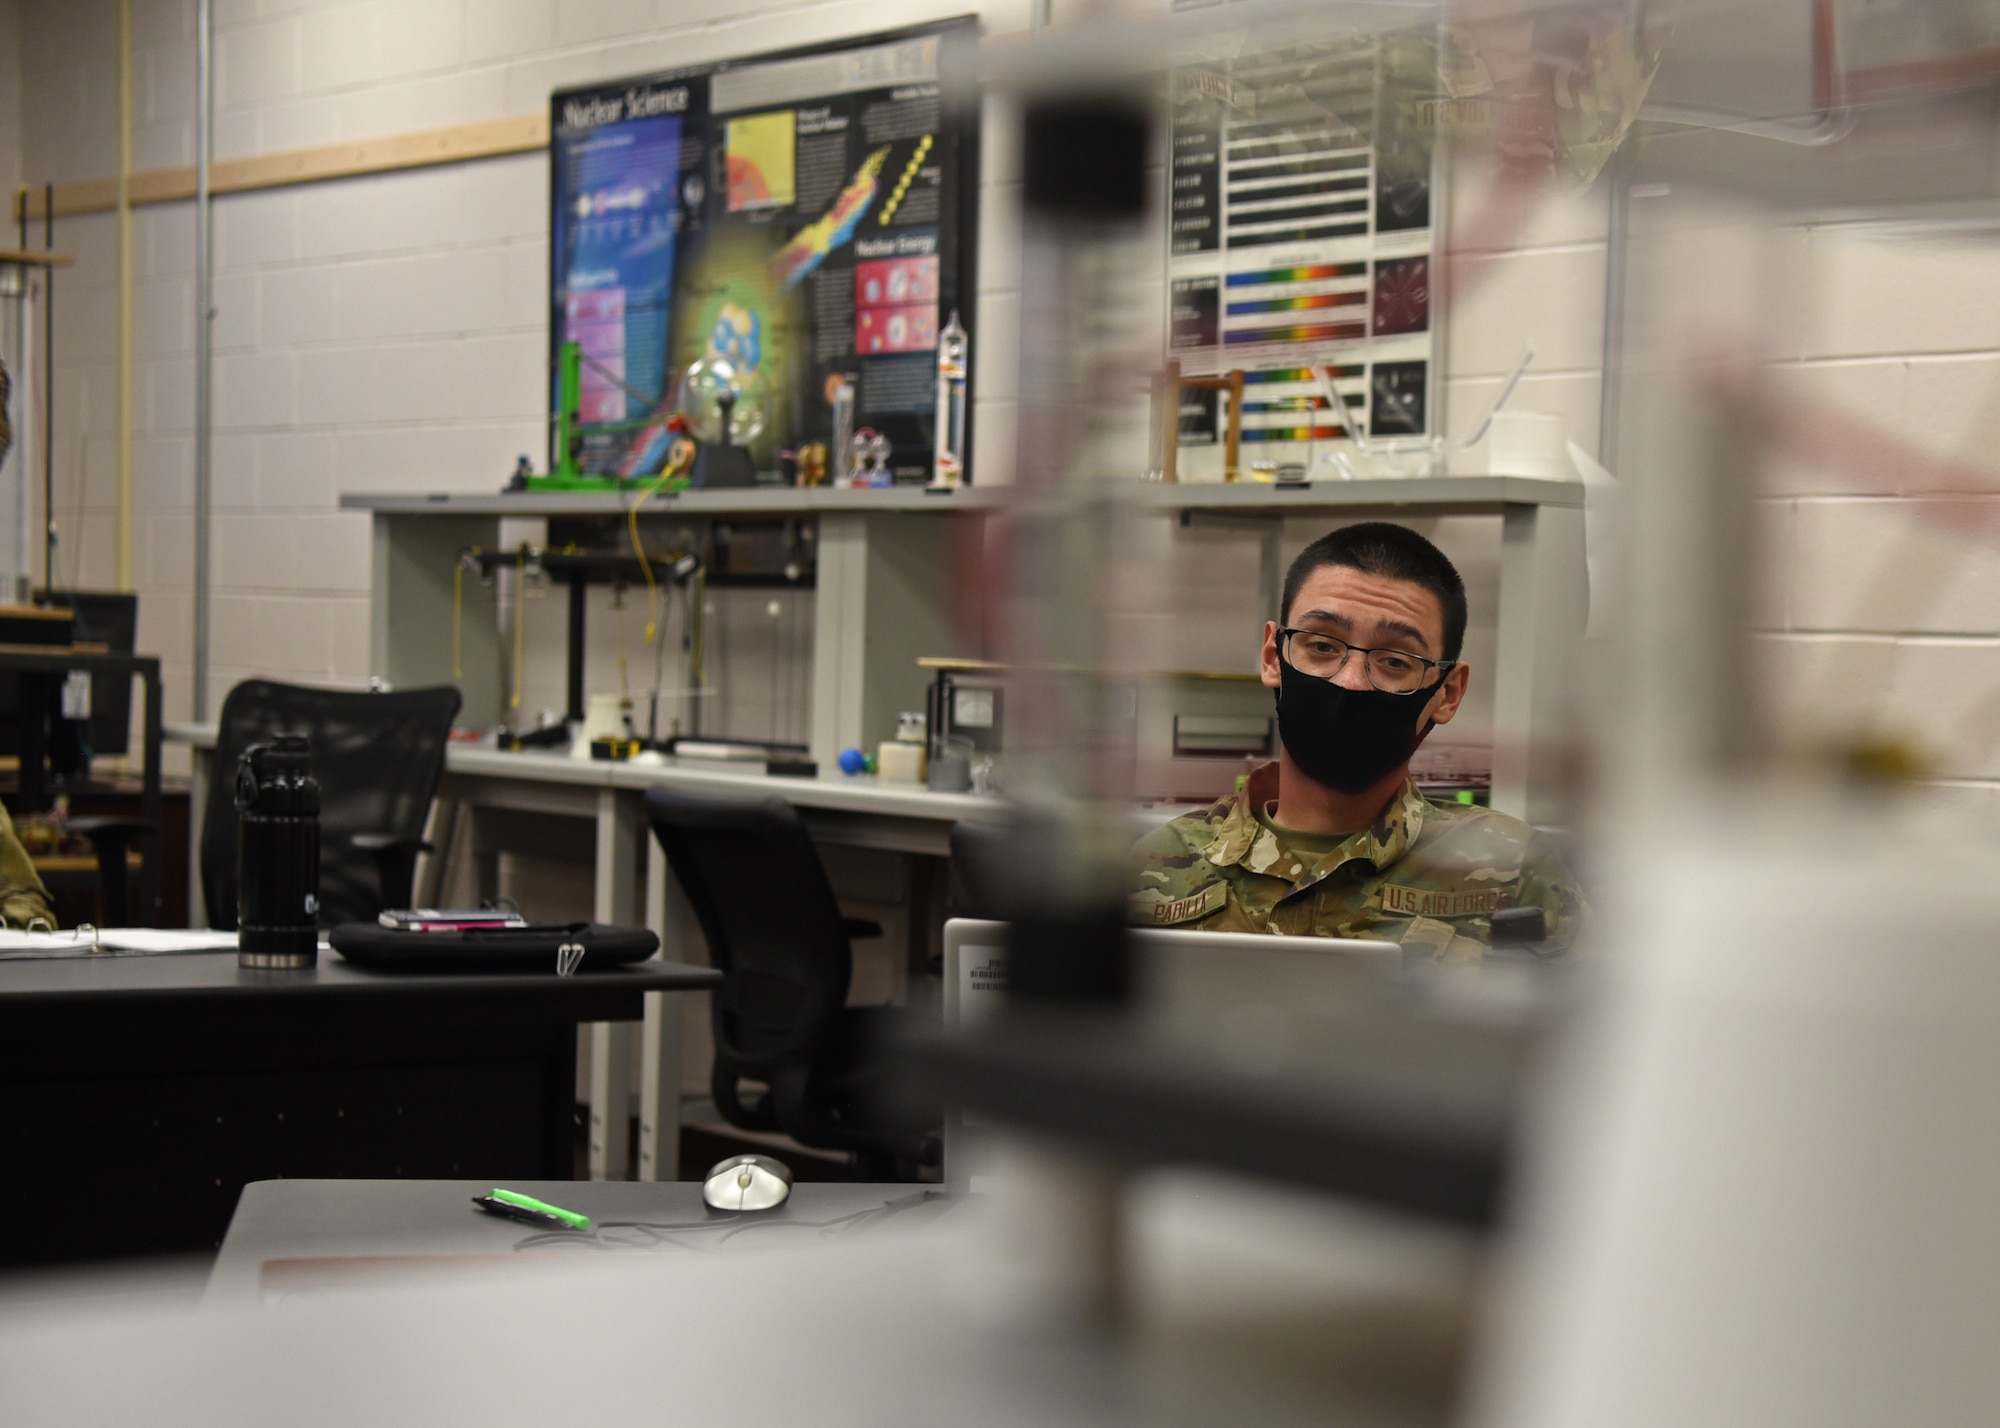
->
xmin=842 ymin=917 xmax=884 ymax=941
xmin=350 ymin=833 xmax=434 ymax=855
xmin=349 ymin=832 xmax=434 ymax=912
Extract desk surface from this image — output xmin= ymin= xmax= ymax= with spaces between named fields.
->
xmin=207 ymin=1177 xmax=961 ymax=1305
xmin=601 ymin=754 xmax=994 ymax=819
xmin=0 ymin=947 xmax=718 ymax=1006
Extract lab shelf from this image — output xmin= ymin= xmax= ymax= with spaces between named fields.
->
xmin=338 ymin=474 xmax=1581 ymax=520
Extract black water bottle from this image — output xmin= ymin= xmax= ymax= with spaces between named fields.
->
xmin=236 ymin=736 xmax=320 ymax=969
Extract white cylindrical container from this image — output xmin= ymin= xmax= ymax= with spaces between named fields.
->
xmin=1487 ymin=410 xmax=1572 ymax=480
xmin=877 ymin=740 xmax=926 ymax=784
xmin=572 ymin=692 xmax=626 ymax=758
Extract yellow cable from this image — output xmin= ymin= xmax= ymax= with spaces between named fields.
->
xmin=616 ymin=615 xmax=629 ymax=700
xmin=451 ymin=545 xmax=479 ymax=680
xmin=628 ymin=476 xmax=662 ymax=644
xmin=511 ymin=542 xmax=527 ymax=712
xmin=627 ymin=437 xmax=695 ymax=645
xmin=691 ymin=567 xmax=707 ymax=695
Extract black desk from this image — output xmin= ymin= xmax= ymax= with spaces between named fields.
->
xmin=206 ymin=1177 xmax=960 ymax=1305
xmin=0 ymin=951 xmax=721 ymax=1267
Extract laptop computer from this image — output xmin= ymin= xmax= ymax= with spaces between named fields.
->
xmin=939 ymin=917 xmax=1400 ymax=1187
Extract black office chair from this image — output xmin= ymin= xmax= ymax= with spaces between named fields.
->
xmin=202 ymin=680 xmax=462 ymax=929
xmin=644 ymin=786 xmax=940 ymax=1178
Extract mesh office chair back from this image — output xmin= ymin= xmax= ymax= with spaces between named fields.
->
xmin=202 ymin=680 xmax=461 ymax=929
xmin=643 ymin=787 xmax=853 ymax=1074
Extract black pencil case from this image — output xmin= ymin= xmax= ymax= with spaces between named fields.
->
xmin=327 ymin=921 xmax=659 ymax=975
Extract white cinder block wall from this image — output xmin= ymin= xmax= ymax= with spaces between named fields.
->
xmin=25 ymin=5 xmax=1997 ymax=814
xmin=0 ymin=0 xmax=22 ymax=202
xmin=17 ymin=0 xmax=1035 ymax=735
xmin=1763 ymin=226 xmax=2000 ymax=815
xmin=13 ymin=1 xmax=1602 ymax=757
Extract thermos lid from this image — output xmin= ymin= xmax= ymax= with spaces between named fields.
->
xmin=236 ymin=736 xmax=319 ymax=816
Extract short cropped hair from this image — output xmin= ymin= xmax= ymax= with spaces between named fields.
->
xmin=1281 ymin=522 xmax=1468 ymax=662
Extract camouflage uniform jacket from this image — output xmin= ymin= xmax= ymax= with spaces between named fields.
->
xmin=0 ymin=802 xmax=54 ymax=929
xmin=1129 ymin=763 xmax=1586 ymax=959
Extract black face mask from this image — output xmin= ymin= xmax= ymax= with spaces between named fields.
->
xmin=1274 ymin=648 xmax=1444 ymax=795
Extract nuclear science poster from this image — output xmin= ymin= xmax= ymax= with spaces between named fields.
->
xmin=550 ymin=19 xmax=980 ymax=482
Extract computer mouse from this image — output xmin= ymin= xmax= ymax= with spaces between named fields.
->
xmin=702 ymin=1153 xmax=793 ymax=1212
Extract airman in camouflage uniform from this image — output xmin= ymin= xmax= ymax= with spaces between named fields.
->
xmin=0 ymin=802 xmax=55 ymax=930
xmin=1130 ymin=520 xmax=1587 ymax=958
xmin=1130 ymin=761 xmax=1585 ymax=959
xmin=0 ymin=368 xmax=54 ymax=927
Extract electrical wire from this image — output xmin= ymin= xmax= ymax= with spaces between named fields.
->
xmin=507 ymin=1191 xmax=951 ymax=1255
xmin=626 ymin=436 xmax=695 ymax=645
xmin=614 ymin=576 xmax=629 ymax=703
xmin=648 ymin=578 xmax=673 ymax=742
xmin=65 ymin=431 xmax=86 ymax=592
xmin=690 ymin=567 xmax=708 ymax=735
xmin=511 ymin=542 xmax=527 ymax=713
xmin=451 ymin=546 xmax=480 ymax=681
xmin=628 ymin=481 xmax=660 ymax=644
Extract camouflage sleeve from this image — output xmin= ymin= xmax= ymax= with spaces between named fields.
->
xmin=1129 ymin=814 xmax=1216 ymax=898
xmin=1131 ymin=818 xmax=1192 ymax=870
xmin=0 ymin=803 xmax=54 ymax=930
xmin=1131 ymin=819 xmax=1196 ymax=891
xmin=1516 ymin=831 xmax=1590 ymax=954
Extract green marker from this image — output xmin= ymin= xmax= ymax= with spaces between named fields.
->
xmin=488 ymin=1188 xmax=591 ymax=1230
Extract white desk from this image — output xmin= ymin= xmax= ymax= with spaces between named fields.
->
xmin=439 ymin=744 xmax=992 ymax=853
xmin=204 ymin=1178 xmax=961 ymax=1307
xmin=167 ymin=723 xmax=997 ymax=1184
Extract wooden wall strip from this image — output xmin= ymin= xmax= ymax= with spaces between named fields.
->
xmin=15 ymin=111 xmax=550 ymax=223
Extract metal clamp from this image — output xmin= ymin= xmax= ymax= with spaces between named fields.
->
xmin=26 ymin=918 xmax=97 ymax=949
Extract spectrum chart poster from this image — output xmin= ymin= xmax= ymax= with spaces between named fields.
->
xmin=550 ymin=19 xmax=981 ymax=481
xmin=1168 ymin=28 xmax=1442 ymax=470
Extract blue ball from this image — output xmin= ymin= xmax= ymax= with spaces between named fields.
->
xmin=837 ymin=747 xmax=867 ymax=775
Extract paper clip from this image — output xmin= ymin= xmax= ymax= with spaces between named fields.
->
xmin=555 ymin=942 xmax=585 ymax=977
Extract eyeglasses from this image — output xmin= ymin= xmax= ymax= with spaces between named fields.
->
xmin=1278 ymin=627 xmax=1454 ymax=695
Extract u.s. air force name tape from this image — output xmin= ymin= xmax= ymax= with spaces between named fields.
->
xmin=1379 ymin=885 xmax=1508 ymax=919
xmin=1129 ymin=881 xmax=1228 ymax=926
